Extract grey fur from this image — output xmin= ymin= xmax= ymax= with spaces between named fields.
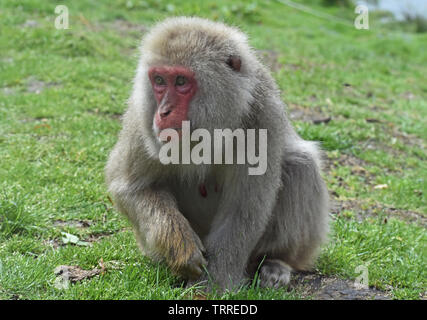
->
xmin=105 ymin=17 xmax=330 ymax=291
xmin=258 ymin=259 xmax=292 ymax=289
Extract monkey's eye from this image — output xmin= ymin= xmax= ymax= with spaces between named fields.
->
xmin=175 ymin=75 xmax=187 ymax=86
xmin=154 ymin=76 xmax=166 ymax=85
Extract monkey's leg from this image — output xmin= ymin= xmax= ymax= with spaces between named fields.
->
xmin=251 ymin=147 xmax=330 ymax=288
xmin=193 ymin=164 xmax=283 ymax=291
xmin=114 ymin=188 xmax=207 ymax=279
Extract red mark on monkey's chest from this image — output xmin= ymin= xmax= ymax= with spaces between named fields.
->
xmin=199 ymin=183 xmax=220 ymax=198
xmin=199 ymin=184 xmax=207 ymax=198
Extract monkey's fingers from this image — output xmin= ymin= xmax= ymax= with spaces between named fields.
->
xmin=179 ymin=248 xmax=207 ymax=280
xmin=258 ymin=259 xmax=292 ymax=289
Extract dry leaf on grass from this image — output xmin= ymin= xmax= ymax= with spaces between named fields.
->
xmin=54 ymin=265 xmax=102 ymax=283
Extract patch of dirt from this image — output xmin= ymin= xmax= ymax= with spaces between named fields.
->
xmin=288 ymin=103 xmax=333 ymax=124
xmin=85 ymin=231 xmax=115 ymax=243
xmin=87 ymin=18 xmax=147 ymax=38
xmin=53 ymin=219 xmax=92 ymax=228
xmin=290 ymin=272 xmax=390 ymax=300
xmin=290 ymin=104 xmax=425 ymax=161
xmin=21 ymin=20 xmax=39 ymax=28
xmin=324 ymin=151 xmax=425 ymax=226
xmin=332 ymin=198 xmax=427 ymax=227
xmin=360 ymin=139 xmax=406 ymax=161
xmin=356 ymin=117 xmax=424 ymax=162
xmin=95 ymin=19 xmax=147 ymax=56
xmin=401 ymin=91 xmax=416 ymax=101
xmin=376 ymin=121 xmax=426 ymax=153
xmin=44 ymin=228 xmax=126 ymax=250
xmin=109 ymin=19 xmax=148 ymax=36
xmin=393 ymin=131 xmax=425 ymax=151
xmin=1 ymin=87 xmax=16 ymax=95
xmin=324 ymin=152 xmax=380 ymax=186
xmin=26 ymin=76 xmax=60 ymax=94
xmin=324 ymin=152 xmax=371 ymax=173
xmin=19 ymin=116 xmax=53 ymax=123
xmin=284 ymin=105 xmax=425 ymax=226
xmin=87 ymin=108 xmax=122 ymax=120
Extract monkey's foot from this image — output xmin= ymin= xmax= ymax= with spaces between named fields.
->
xmin=258 ymin=259 xmax=292 ymax=289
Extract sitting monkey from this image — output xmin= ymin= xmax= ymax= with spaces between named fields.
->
xmin=106 ymin=17 xmax=329 ymax=291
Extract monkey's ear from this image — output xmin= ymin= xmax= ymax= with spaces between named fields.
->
xmin=226 ymin=55 xmax=241 ymax=72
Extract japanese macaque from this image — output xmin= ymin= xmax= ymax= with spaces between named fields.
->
xmin=105 ymin=17 xmax=329 ymax=291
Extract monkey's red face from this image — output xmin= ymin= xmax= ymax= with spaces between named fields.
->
xmin=148 ymin=66 xmax=197 ymax=135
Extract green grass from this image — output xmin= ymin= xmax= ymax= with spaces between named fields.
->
xmin=0 ymin=0 xmax=426 ymax=300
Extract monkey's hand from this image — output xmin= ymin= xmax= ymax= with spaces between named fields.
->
xmin=113 ymin=187 xmax=206 ymax=280
xmin=151 ymin=211 xmax=207 ymax=280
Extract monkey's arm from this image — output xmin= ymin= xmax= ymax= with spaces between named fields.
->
xmin=113 ymin=187 xmax=206 ymax=279
xmin=106 ymin=142 xmax=206 ymax=279
xmin=105 ymin=129 xmax=206 ymax=279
